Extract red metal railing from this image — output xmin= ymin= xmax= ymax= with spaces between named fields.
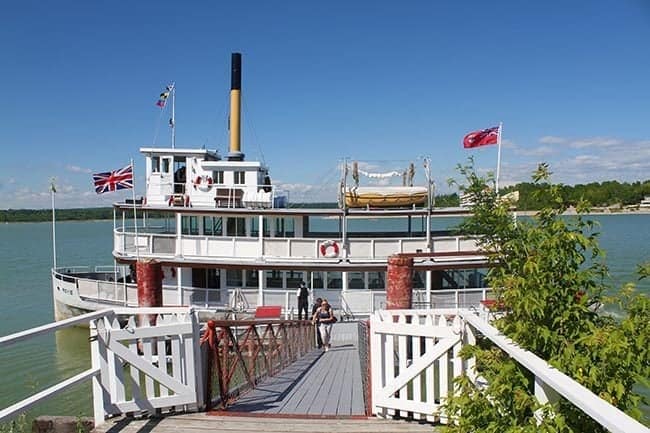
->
xmin=200 ymin=319 xmax=315 ymax=409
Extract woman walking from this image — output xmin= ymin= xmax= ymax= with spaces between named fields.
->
xmin=312 ymin=299 xmax=335 ymax=351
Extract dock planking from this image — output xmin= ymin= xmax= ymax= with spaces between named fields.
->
xmin=226 ymin=321 xmax=365 ymax=416
xmin=92 ymin=413 xmax=437 ymax=432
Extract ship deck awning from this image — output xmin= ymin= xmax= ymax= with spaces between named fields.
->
xmin=113 ymin=254 xmax=490 ymax=271
xmin=112 ymin=203 xmax=475 ymax=217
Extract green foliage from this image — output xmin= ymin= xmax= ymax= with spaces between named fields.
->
xmin=0 ymin=413 xmax=28 ymax=433
xmin=442 ymin=160 xmax=650 ymax=432
xmin=501 ymin=178 xmax=650 ymax=210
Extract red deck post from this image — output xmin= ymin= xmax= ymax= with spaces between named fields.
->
xmin=136 ymin=259 xmax=163 ymax=326
xmin=386 ymin=254 xmax=413 ymax=309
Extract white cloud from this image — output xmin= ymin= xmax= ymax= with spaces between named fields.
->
xmin=568 ymin=137 xmax=622 ymax=149
xmin=514 ymin=145 xmax=556 ymax=157
xmin=66 ymin=165 xmax=93 ymax=174
xmin=539 ymin=136 xmax=567 ymax=144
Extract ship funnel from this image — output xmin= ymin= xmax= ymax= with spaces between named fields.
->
xmin=228 ymin=52 xmax=244 ymax=161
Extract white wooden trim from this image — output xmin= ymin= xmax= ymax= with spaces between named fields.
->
xmin=0 ymin=310 xmax=110 ymax=348
xmin=0 ymin=368 xmax=99 ymax=423
xmin=460 ymin=311 xmax=649 ymax=433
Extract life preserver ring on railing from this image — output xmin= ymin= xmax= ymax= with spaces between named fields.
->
xmin=319 ymin=240 xmax=339 ymax=258
xmin=193 ymin=175 xmax=213 ymax=191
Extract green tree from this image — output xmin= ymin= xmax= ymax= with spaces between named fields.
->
xmin=443 ymin=160 xmax=650 ymax=432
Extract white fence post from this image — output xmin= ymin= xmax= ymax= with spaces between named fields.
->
xmin=90 ymin=318 xmax=107 ymax=426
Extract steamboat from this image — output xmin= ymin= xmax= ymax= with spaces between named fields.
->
xmin=52 ymin=53 xmax=491 ymax=321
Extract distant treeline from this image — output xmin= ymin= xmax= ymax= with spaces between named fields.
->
xmin=1 ymin=179 xmax=649 ymax=222
xmin=501 ymin=179 xmax=650 ymax=211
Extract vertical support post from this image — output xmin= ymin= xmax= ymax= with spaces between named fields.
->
xmin=386 ymin=254 xmax=413 ymax=309
xmin=534 ymin=376 xmax=560 ymax=424
xmin=90 ymin=319 xmax=107 ymax=426
xmin=136 ymin=259 xmax=163 ymax=326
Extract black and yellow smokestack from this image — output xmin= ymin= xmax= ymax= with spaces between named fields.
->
xmin=228 ymin=52 xmax=244 ymax=161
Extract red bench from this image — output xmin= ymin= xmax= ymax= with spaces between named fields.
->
xmin=254 ymin=305 xmax=283 ymax=319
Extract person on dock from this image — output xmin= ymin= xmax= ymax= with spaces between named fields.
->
xmin=311 ymin=297 xmax=323 ymax=348
xmin=312 ymin=299 xmax=335 ymax=351
xmin=296 ymin=281 xmax=311 ymax=320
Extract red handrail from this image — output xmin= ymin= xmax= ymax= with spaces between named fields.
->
xmin=200 ymin=319 xmax=315 ymax=409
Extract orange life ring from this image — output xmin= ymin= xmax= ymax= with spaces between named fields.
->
xmin=319 ymin=240 xmax=339 ymax=258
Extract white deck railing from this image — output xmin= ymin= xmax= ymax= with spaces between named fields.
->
xmin=113 ymin=229 xmax=482 ymax=263
xmin=369 ymin=309 xmax=649 ymax=432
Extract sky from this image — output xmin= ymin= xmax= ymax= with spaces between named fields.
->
xmin=1 ymin=0 xmax=649 ymax=209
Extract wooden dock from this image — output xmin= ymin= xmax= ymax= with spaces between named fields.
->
xmin=92 ymin=322 xmax=436 ymax=432
xmin=225 ymin=322 xmax=364 ymax=415
xmin=92 ymin=413 xmax=436 ymax=432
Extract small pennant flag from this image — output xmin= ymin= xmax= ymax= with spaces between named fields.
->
xmin=155 ymin=84 xmax=174 ymax=108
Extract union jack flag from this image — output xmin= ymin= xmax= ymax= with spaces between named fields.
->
xmin=93 ymin=164 xmax=133 ymax=194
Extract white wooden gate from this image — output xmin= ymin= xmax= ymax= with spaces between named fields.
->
xmin=370 ymin=309 xmax=465 ymax=423
xmin=90 ymin=308 xmax=203 ymax=422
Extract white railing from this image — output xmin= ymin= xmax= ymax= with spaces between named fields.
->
xmin=369 ymin=308 xmax=649 ymax=432
xmin=370 ymin=309 xmax=463 ymax=423
xmin=113 ymin=229 xmax=482 ymax=263
xmin=0 ymin=311 xmax=108 ymax=423
xmin=0 ymin=307 xmax=202 ymax=427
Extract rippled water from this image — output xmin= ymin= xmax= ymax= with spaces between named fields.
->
xmin=0 ymin=215 xmax=648 ymax=419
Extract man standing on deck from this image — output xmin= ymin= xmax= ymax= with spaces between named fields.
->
xmin=296 ymin=281 xmax=310 ymax=320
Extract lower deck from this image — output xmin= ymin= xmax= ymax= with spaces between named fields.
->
xmin=52 ymin=266 xmax=492 ymax=320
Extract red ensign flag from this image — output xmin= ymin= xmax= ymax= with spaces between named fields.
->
xmin=463 ymin=126 xmax=500 ymax=149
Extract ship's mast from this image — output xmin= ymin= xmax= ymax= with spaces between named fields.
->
xmin=171 ymin=84 xmax=176 ymax=148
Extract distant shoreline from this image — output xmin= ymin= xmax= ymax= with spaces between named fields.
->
xmin=516 ymin=208 xmax=650 ymax=216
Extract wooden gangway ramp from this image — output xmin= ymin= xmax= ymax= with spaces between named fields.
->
xmin=224 ymin=322 xmax=363 ymax=415
xmin=92 ymin=322 xmax=436 ymax=432
xmin=92 ymin=413 xmax=436 ymax=432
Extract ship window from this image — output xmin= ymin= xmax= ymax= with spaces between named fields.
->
xmin=413 ymin=271 xmax=425 ymax=289
xmin=250 ymin=217 xmax=259 ymax=237
xmin=226 ymin=217 xmax=246 ymax=236
xmin=162 ymin=158 xmax=171 ymax=173
xmin=347 ymin=271 xmax=365 ymax=290
xmin=275 ymin=217 xmax=295 ymax=238
xmin=312 ymin=271 xmax=324 ymax=289
xmin=213 ymin=171 xmax=224 ymax=184
xmin=265 ymin=270 xmax=283 ymax=288
xmin=181 ymin=216 xmax=199 ymax=235
xmin=207 ymin=269 xmax=220 ymax=288
xmin=226 ymin=270 xmax=243 ymax=287
xmin=203 ymin=216 xmax=223 ymax=236
xmin=368 ymin=271 xmax=385 ymax=290
xmin=286 ymin=271 xmax=304 ymax=289
xmin=234 ymin=171 xmax=245 ymax=185
xmin=327 ymin=272 xmax=342 ymax=289
xmin=152 ymin=156 xmax=160 ymax=173
xmin=245 ymin=270 xmax=258 ymax=288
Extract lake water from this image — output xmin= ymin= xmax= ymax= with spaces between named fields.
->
xmin=0 ymin=215 xmax=648 ymax=419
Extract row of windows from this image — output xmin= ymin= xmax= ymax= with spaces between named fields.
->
xmin=191 ymin=268 xmax=486 ymax=291
xmin=150 ymin=157 xmax=247 ymax=185
xmin=181 ymin=216 xmax=295 ymax=237
xmin=209 ymin=171 xmax=246 ymax=185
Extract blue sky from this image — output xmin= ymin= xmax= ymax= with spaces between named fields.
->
xmin=1 ymin=0 xmax=649 ymax=209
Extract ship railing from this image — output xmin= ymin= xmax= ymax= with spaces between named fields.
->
xmin=113 ymin=229 xmax=482 ymax=262
xmin=369 ymin=309 xmax=648 ymax=432
xmin=340 ymin=287 xmax=491 ymax=317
